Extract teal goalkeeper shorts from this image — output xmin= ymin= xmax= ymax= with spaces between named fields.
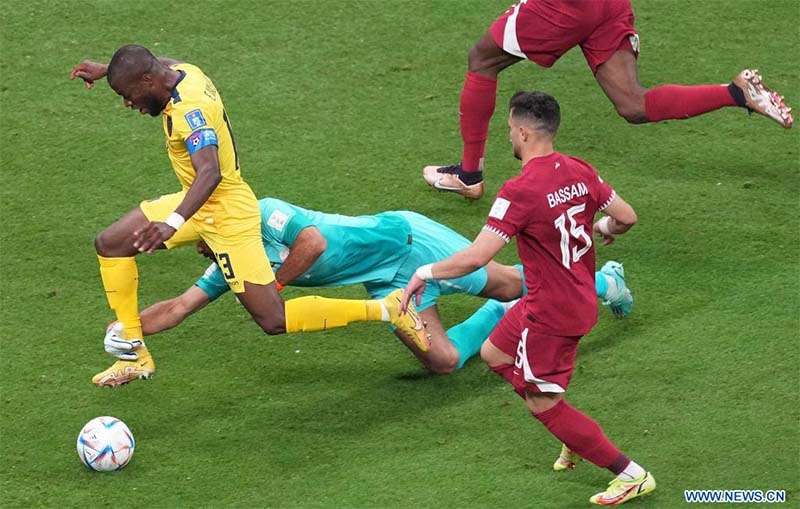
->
xmin=363 ymin=211 xmax=488 ymax=311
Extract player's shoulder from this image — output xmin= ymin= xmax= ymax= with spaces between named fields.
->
xmin=559 ymin=153 xmax=597 ymax=172
xmin=260 ymin=197 xmax=311 ymax=225
xmin=260 ymin=196 xmax=294 ymax=214
xmin=499 ymin=171 xmax=536 ymax=200
xmin=171 ymin=62 xmax=205 ymax=78
xmin=170 ymin=64 xmax=217 ymax=110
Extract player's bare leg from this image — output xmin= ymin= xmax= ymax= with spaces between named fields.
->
xmin=594 ymin=49 xmax=648 ymax=124
xmin=479 ymin=261 xmax=524 ymax=301
xmin=95 ymin=207 xmax=157 ymax=257
xmin=423 ymin=32 xmax=522 ymax=199
xmin=597 ymin=44 xmax=792 ymax=128
xmin=394 ymin=306 xmax=460 ymax=374
xmin=237 ymin=281 xmax=287 ymax=334
xmin=395 ymin=262 xmax=523 ymax=372
xmin=93 ymin=206 xmax=158 ymax=387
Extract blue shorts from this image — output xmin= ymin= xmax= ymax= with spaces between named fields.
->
xmin=363 ymin=211 xmax=488 ymax=311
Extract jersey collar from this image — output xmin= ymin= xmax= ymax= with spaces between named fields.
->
xmin=164 ymin=70 xmax=187 ymax=114
xmin=522 ymin=151 xmax=560 ymax=172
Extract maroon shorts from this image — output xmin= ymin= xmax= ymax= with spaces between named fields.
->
xmin=488 ymin=300 xmax=581 ymax=394
xmin=489 ymin=0 xmax=639 ymax=73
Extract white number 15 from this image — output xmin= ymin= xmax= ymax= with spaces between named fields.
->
xmin=553 ymin=204 xmax=592 ymax=269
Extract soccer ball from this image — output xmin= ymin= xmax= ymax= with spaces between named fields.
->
xmin=76 ymin=416 xmax=135 ymax=471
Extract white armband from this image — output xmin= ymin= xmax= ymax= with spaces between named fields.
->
xmin=165 ymin=212 xmax=186 ymax=231
xmin=415 ymin=264 xmax=434 ymax=281
xmin=597 ymin=216 xmax=613 ymax=236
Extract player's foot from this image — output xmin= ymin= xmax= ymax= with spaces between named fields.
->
xmin=384 ymin=289 xmax=431 ymax=352
xmin=589 ymin=472 xmax=656 ymax=505
xmin=600 ymin=261 xmax=633 ymax=318
xmin=553 ymin=443 xmax=582 ymax=471
xmin=423 ymin=164 xmax=485 ymax=200
xmin=733 ymin=69 xmax=793 ymax=128
xmin=92 ymin=355 xmax=155 ymax=387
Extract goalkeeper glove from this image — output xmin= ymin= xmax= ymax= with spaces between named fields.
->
xmin=103 ymin=321 xmax=144 ymax=360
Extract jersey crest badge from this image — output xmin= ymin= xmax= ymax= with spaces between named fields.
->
xmin=489 ymin=197 xmax=511 ymax=220
xmin=267 ymin=210 xmax=289 ymax=232
xmin=185 ymin=109 xmax=208 ymax=130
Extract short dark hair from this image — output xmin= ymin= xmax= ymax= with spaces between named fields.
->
xmin=107 ymin=45 xmax=158 ymax=86
xmin=509 ymin=91 xmax=560 ymax=137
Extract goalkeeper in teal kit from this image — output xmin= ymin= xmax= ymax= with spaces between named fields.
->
xmin=104 ymin=197 xmax=633 ymax=375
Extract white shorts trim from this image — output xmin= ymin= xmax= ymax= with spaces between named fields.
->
xmin=502 ymin=3 xmax=527 ymax=59
xmin=516 ymin=328 xmax=566 ymax=393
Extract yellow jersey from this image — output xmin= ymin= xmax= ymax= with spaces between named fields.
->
xmin=162 ymin=63 xmax=258 ymax=232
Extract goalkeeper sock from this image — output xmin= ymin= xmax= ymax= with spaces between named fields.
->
xmin=595 ymin=271 xmax=617 ymax=300
xmin=98 ymin=255 xmax=145 ymax=346
xmin=447 ymin=299 xmax=506 ymax=369
xmin=284 ymin=296 xmax=384 ymax=333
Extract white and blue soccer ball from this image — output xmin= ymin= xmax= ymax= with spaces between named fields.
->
xmin=76 ymin=416 xmax=135 ymax=471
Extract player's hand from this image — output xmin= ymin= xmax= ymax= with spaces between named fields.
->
xmin=593 ymin=221 xmax=616 ymax=246
xmin=133 ymin=221 xmax=177 ymax=253
xmin=70 ymin=60 xmax=108 ymax=89
xmin=103 ymin=322 xmax=144 ymax=361
xmin=399 ymin=275 xmax=427 ymax=315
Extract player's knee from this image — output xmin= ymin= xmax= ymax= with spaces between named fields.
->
xmin=94 ymin=229 xmax=115 ymax=256
xmin=256 ymin=315 xmax=286 ymax=335
xmin=526 ymin=392 xmax=562 ymax=416
xmin=612 ymin=93 xmax=647 ymax=124
xmin=426 ymin=355 xmax=459 ymax=375
xmin=480 ymin=340 xmax=499 ymax=366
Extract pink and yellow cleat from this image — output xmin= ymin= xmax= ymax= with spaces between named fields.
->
xmin=590 ymin=472 xmax=656 ymax=506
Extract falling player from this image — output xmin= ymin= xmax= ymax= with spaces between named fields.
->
xmin=71 ymin=45 xmax=428 ymax=386
xmin=101 ymin=197 xmax=634 ymax=379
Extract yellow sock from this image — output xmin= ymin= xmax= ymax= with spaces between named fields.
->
xmin=285 ymin=296 xmax=384 ymax=333
xmin=98 ymin=255 xmax=146 ymax=346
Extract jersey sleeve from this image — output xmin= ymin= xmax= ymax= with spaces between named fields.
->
xmin=194 ymin=262 xmax=230 ymax=301
xmin=483 ymin=181 xmax=529 ymax=243
xmin=171 ymin=101 xmax=219 ymax=155
xmin=593 ymin=172 xmax=616 ymax=211
xmin=262 ymin=199 xmax=314 ymax=246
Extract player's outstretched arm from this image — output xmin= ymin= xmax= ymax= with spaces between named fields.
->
xmin=140 ymin=286 xmax=212 ymax=336
xmin=70 ymin=56 xmax=183 ymax=89
xmin=400 ymin=229 xmax=506 ymax=312
xmin=70 ymin=60 xmax=108 ymax=89
xmin=275 ymin=226 xmax=327 ymax=287
xmin=594 ymin=195 xmax=637 ymax=245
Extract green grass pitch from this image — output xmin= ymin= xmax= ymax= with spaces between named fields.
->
xmin=1 ymin=1 xmax=798 ymax=507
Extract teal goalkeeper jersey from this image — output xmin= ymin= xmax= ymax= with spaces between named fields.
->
xmin=195 ymin=198 xmax=413 ymax=300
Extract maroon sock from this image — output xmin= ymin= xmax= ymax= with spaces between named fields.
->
xmin=534 ymin=399 xmax=625 ymax=472
xmin=644 ymin=84 xmax=738 ymax=122
xmin=460 ymin=71 xmax=497 ymax=172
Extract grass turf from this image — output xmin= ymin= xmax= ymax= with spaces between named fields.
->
xmin=1 ymin=0 xmax=798 ymax=507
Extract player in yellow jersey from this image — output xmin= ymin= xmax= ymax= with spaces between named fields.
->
xmin=71 ymin=45 xmax=429 ymax=386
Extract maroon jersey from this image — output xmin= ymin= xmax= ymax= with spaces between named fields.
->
xmin=484 ymin=152 xmax=615 ymax=336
